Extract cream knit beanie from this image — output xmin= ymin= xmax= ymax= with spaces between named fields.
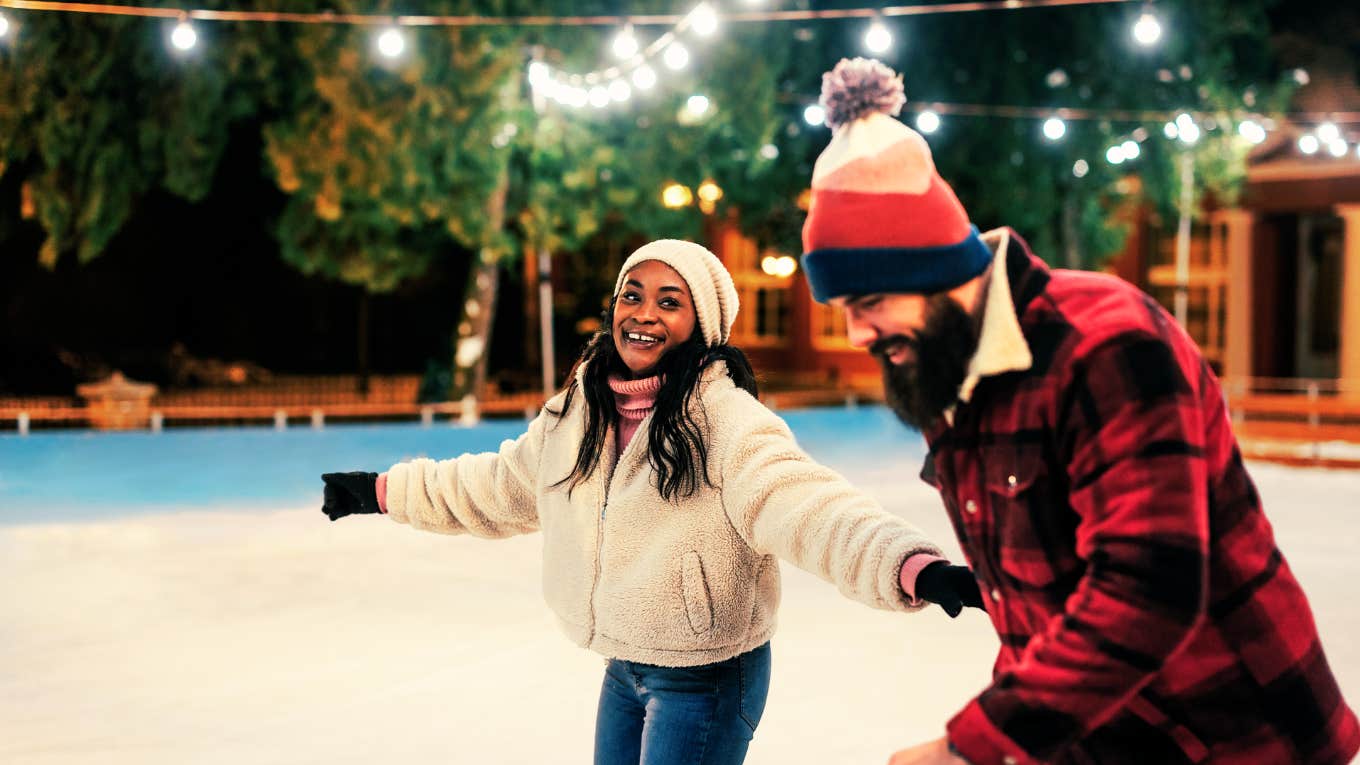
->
xmin=612 ymin=239 xmax=740 ymax=347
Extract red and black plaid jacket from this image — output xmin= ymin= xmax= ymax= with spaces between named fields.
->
xmin=926 ymin=230 xmax=1360 ymax=764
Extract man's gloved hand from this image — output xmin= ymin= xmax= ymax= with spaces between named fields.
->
xmin=914 ymin=561 xmax=985 ymax=618
xmin=321 ymin=471 xmax=381 ymax=521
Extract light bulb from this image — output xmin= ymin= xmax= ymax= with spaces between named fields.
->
xmin=1042 ymin=117 xmax=1067 ymax=141
xmin=1132 ymin=11 xmax=1162 ymax=47
xmin=864 ymin=21 xmax=892 ymax=54
xmin=377 ymin=28 xmax=405 ymax=58
xmin=916 ymin=110 xmax=941 ymax=134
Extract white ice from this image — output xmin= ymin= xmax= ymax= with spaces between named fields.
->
xmin=3 ymin=459 xmax=1359 ymax=764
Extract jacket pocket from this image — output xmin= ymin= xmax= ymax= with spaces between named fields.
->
xmin=680 ymin=551 xmax=715 ymax=635
xmin=983 ymin=443 xmax=1075 ymax=590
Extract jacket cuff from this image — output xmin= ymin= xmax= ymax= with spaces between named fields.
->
xmin=375 ymin=472 xmax=389 ymax=514
xmin=898 ymin=553 xmax=948 ymax=601
xmin=947 ymin=699 xmax=1039 ymax=765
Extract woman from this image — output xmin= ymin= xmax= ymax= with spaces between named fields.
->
xmin=321 ymin=239 xmax=981 ymax=765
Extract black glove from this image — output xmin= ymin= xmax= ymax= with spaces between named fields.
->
xmin=321 ymin=471 xmax=381 ymax=521
xmin=914 ymin=561 xmax=985 ymax=618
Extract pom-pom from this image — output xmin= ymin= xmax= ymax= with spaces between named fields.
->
xmin=818 ymin=57 xmax=906 ymax=130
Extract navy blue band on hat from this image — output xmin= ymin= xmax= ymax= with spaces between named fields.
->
xmin=800 ymin=226 xmax=993 ymax=303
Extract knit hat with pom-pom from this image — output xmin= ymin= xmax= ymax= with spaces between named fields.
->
xmin=800 ymin=58 xmax=991 ymax=302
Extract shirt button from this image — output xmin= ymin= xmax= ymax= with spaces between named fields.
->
xmin=991 ymin=588 xmax=1002 ymax=603
xmin=964 ymin=499 xmax=978 ymax=514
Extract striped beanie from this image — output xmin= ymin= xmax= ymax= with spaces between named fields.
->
xmin=613 ymin=239 xmax=740 ymax=347
xmin=800 ymin=58 xmax=991 ymax=303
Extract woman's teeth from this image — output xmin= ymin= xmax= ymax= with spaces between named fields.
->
xmin=626 ymin=332 xmax=661 ymax=345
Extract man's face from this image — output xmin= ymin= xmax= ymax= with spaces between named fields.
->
xmin=832 ymin=287 xmax=982 ymax=431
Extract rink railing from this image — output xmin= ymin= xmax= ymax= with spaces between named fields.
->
xmin=1221 ymin=377 xmax=1360 ymax=467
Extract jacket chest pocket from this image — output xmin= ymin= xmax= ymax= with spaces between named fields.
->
xmin=982 ymin=444 xmax=1078 ymax=590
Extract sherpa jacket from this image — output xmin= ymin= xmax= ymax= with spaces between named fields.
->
xmin=382 ymin=360 xmax=943 ymax=667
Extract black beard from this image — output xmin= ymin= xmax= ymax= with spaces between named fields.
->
xmin=873 ymin=293 xmax=981 ymax=432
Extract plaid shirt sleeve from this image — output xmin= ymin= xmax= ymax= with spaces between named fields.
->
xmin=949 ymin=331 xmax=1211 ymax=765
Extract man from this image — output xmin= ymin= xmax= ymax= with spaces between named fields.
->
xmin=800 ymin=58 xmax=1360 ymax=765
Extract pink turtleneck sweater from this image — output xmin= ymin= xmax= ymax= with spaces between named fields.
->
xmin=607 ymin=374 xmax=663 ymax=456
xmin=375 ymin=373 xmax=941 ymax=601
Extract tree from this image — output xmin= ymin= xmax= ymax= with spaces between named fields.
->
xmin=0 ymin=6 xmax=252 ymax=267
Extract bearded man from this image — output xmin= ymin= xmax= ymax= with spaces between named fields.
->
xmin=800 ymin=57 xmax=1359 ymax=765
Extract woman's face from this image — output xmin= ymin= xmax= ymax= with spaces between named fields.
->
xmin=612 ymin=260 xmax=698 ymax=378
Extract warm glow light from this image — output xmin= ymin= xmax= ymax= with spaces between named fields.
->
xmin=1121 ymin=140 xmax=1141 ymax=160
xmin=864 ymin=20 xmax=892 ymax=54
xmin=1298 ymin=135 xmax=1320 ymax=155
xmin=1106 ymin=145 xmax=1126 ymax=165
xmin=612 ymin=25 xmax=639 ymax=59
xmin=0 ymin=13 xmax=10 ymax=38
xmin=588 ymin=86 xmax=610 ymax=108
xmin=1238 ymin=120 xmax=1267 ymax=144
xmin=663 ymin=43 xmax=690 ymax=70
xmin=803 ymin=104 xmax=826 ymax=127
xmin=916 ymin=110 xmax=941 ymax=134
xmin=761 ymin=255 xmax=798 ymax=278
xmin=1163 ymin=122 xmax=1179 ymax=140
xmin=662 ymin=183 xmax=693 ymax=208
xmin=1042 ymin=117 xmax=1067 ymax=141
xmin=686 ymin=94 xmax=711 ymax=117
xmin=1328 ymin=139 xmax=1348 ymax=158
xmin=1317 ymin=122 xmax=1340 ymax=143
xmin=528 ymin=62 xmax=551 ymax=88
xmin=608 ymin=79 xmax=631 ymax=102
xmin=632 ymin=66 xmax=657 ymax=90
xmin=170 ymin=20 xmax=197 ymax=51
xmin=1073 ymin=159 xmax=1090 ymax=178
xmin=1132 ymin=11 xmax=1162 ymax=47
xmin=689 ymin=4 xmax=719 ymax=36
xmin=697 ymin=179 xmax=723 ymax=213
xmin=377 ymin=27 xmax=405 ymax=58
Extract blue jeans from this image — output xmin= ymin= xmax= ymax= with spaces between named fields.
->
xmin=594 ymin=642 xmax=772 ymax=765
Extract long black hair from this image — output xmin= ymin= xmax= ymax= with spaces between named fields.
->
xmin=547 ymin=299 xmax=758 ymax=502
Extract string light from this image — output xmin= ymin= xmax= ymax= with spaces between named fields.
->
xmin=0 ymin=12 xmax=10 ymax=38
xmin=685 ymin=94 xmax=711 ymax=118
xmin=1121 ymin=139 xmax=1141 ymax=159
xmin=588 ymin=85 xmax=610 ymax=108
xmin=1042 ymin=117 xmax=1067 ymax=141
xmin=1298 ymin=135 xmax=1319 ymax=155
xmin=632 ymin=66 xmax=658 ymax=90
xmin=1316 ymin=122 xmax=1340 ymax=143
xmin=662 ymin=183 xmax=693 ymax=208
xmin=608 ymin=79 xmax=631 ymax=102
xmin=1131 ymin=8 xmax=1161 ymax=47
xmin=376 ymin=26 xmax=405 ymax=58
xmin=1238 ymin=119 xmax=1266 ymax=144
xmin=916 ymin=110 xmax=941 ymax=134
xmin=1106 ymin=145 xmax=1127 ymax=164
xmin=663 ymin=42 xmax=690 ymax=70
xmin=687 ymin=3 xmax=719 ymax=36
xmin=611 ymin=24 xmax=639 ymax=59
xmin=170 ymin=15 xmax=197 ymax=51
xmin=1072 ymin=159 xmax=1090 ymax=177
xmin=803 ymin=104 xmax=826 ymax=127
xmin=1327 ymin=139 xmax=1348 ymax=158
xmin=863 ymin=17 xmax=893 ymax=54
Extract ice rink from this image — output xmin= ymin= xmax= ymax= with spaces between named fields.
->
xmin=3 ymin=408 xmax=1359 ymax=763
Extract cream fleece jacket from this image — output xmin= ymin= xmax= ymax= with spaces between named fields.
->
xmin=382 ymin=361 xmax=943 ymax=667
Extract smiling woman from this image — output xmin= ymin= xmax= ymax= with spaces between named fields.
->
xmin=318 ymin=238 xmax=977 ymax=765
xmin=612 ymin=260 xmax=698 ymax=379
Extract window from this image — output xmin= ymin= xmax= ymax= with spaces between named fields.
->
xmin=723 ymin=229 xmax=792 ymax=347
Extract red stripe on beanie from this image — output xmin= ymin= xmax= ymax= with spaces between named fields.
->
xmin=802 ymin=174 xmax=972 ymax=253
